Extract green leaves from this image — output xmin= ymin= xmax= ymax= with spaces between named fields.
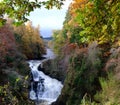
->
xmin=0 ymin=0 xmax=65 ymax=25
xmin=0 ymin=18 xmax=6 ymax=27
xmin=75 ymin=0 xmax=120 ymax=45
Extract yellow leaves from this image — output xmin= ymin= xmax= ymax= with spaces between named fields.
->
xmin=98 ymin=36 xmax=108 ymax=44
xmin=0 ymin=83 xmax=19 ymax=104
xmin=102 ymin=25 xmax=107 ymax=33
xmin=111 ymin=3 xmax=117 ymax=13
xmin=111 ymin=16 xmax=119 ymax=30
xmin=107 ymin=0 xmax=113 ymax=5
xmin=72 ymin=0 xmax=87 ymax=9
xmin=67 ymin=31 xmax=71 ymax=39
xmin=86 ymin=1 xmax=94 ymax=9
xmin=25 ymin=75 xmax=28 ymax=80
xmin=16 ymin=78 xmax=20 ymax=82
xmin=98 ymin=25 xmax=110 ymax=44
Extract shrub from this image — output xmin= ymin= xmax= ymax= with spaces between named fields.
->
xmin=0 ymin=83 xmax=19 ymax=105
xmin=94 ymin=73 xmax=120 ymax=105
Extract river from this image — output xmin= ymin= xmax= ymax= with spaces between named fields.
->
xmin=28 ymin=49 xmax=63 ymax=105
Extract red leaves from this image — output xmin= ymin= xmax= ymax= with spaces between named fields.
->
xmin=63 ymin=43 xmax=78 ymax=55
xmin=0 ymin=24 xmax=16 ymax=63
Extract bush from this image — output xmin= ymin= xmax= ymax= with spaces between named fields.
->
xmin=0 ymin=83 xmax=19 ymax=105
xmin=94 ymin=73 xmax=120 ymax=105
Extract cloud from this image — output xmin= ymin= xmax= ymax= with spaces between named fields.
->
xmin=27 ymin=0 xmax=72 ymax=37
xmin=29 ymin=8 xmax=66 ymax=28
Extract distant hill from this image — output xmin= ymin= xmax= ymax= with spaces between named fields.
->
xmin=43 ymin=37 xmax=53 ymax=41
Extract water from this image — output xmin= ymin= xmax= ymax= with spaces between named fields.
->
xmin=43 ymin=48 xmax=56 ymax=59
xmin=28 ymin=60 xmax=63 ymax=105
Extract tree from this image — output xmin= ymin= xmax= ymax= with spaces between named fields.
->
xmin=75 ymin=0 xmax=120 ymax=45
xmin=13 ymin=21 xmax=46 ymax=59
xmin=0 ymin=0 xmax=65 ymax=26
xmin=0 ymin=24 xmax=17 ymax=63
xmin=52 ymin=30 xmax=65 ymax=54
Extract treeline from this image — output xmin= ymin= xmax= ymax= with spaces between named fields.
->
xmin=52 ymin=0 xmax=120 ymax=105
xmin=13 ymin=21 xmax=46 ymax=59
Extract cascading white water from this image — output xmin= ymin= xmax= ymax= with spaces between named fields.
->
xmin=28 ymin=60 xmax=63 ymax=105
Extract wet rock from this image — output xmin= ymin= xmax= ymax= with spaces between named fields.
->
xmin=38 ymin=59 xmax=65 ymax=82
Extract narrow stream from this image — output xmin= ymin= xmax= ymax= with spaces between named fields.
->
xmin=28 ymin=49 xmax=63 ymax=105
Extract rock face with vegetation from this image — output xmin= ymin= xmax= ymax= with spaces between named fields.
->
xmin=52 ymin=43 xmax=102 ymax=105
xmin=52 ymin=44 xmax=120 ymax=105
xmin=52 ymin=0 xmax=120 ymax=105
xmin=38 ymin=59 xmax=66 ymax=82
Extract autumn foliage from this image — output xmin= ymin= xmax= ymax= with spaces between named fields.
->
xmin=0 ymin=24 xmax=17 ymax=64
xmin=13 ymin=21 xmax=46 ymax=59
xmin=52 ymin=0 xmax=120 ymax=105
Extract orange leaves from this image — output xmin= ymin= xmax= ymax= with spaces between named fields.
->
xmin=71 ymin=0 xmax=88 ymax=9
xmin=68 ymin=0 xmax=88 ymax=28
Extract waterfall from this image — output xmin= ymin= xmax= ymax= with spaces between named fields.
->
xmin=28 ymin=60 xmax=63 ymax=105
xmin=29 ymin=82 xmax=36 ymax=100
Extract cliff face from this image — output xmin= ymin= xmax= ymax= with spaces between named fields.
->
xmin=52 ymin=43 xmax=101 ymax=105
xmin=52 ymin=43 xmax=120 ymax=105
xmin=38 ymin=59 xmax=66 ymax=82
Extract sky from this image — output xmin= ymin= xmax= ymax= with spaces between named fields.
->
xmin=28 ymin=0 xmax=71 ymax=38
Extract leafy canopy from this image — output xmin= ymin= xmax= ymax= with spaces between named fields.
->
xmin=75 ymin=0 xmax=120 ymax=44
xmin=0 ymin=0 xmax=65 ymax=25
